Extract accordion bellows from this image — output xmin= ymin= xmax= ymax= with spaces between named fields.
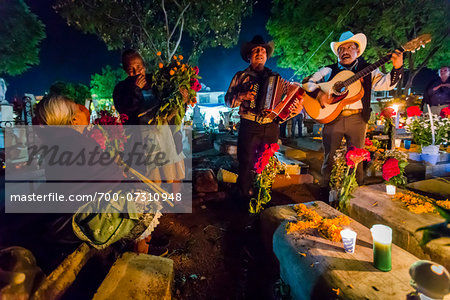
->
xmin=254 ymin=75 xmax=304 ymax=122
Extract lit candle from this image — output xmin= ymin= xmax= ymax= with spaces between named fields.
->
xmin=370 ymin=225 xmax=392 ymax=272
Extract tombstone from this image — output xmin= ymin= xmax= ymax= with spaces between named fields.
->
xmin=192 ymin=105 xmax=204 ymax=130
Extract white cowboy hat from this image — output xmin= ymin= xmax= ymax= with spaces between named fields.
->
xmin=330 ymin=31 xmax=367 ymax=58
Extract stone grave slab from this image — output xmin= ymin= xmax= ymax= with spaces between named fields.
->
xmin=92 ymin=253 xmax=174 ymax=300
xmin=265 ymin=202 xmax=434 ymax=299
xmin=350 ymin=184 xmax=450 ymax=270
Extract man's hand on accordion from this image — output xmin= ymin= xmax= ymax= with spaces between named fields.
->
xmin=289 ymin=98 xmax=304 ymax=117
xmin=237 ymin=90 xmax=256 ymax=103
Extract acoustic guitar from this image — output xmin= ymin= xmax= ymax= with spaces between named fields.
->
xmin=302 ymin=34 xmax=432 ymax=124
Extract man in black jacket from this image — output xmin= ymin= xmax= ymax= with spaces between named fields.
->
xmin=225 ymin=35 xmax=303 ymax=201
xmin=421 ymin=66 xmax=450 ymax=115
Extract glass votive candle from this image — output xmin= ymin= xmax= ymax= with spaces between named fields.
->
xmin=394 ymin=139 xmax=402 ymax=148
xmin=370 ymin=224 xmax=392 ymax=272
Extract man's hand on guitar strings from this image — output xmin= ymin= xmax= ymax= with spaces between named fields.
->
xmin=317 ymin=90 xmax=333 ymax=108
xmin=391 ymin=49 xmax=403 ymax=69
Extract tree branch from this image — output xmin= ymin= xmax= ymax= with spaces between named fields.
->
xmin=169 ymin=15 xmax=185 ymax=59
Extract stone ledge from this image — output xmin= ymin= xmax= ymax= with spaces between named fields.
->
xmin=265 ymin=202 xmax=422 ymax=299
xmin=350 ymin=184 xmax=450 ymax=270
xmin=93 ymin=253 xmax=174 ymax=300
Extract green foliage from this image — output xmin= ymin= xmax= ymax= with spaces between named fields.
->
xmin=151 ymin=58 xmax=200 ymax=127
xmin=249 ymin=153 xmax=286 ymax=214
xmin=267 ymin=0 xmax=449 ymax=89
xmin=405 ymin=113 xmax=450 ymax=146
xmin=90 ymin=65 xmax=127 ymax=100
xmin=48 ymin=81 xmax=90 ymax=106
xmin=416 ymin=203 xmax=450 ymax=246
xmin=0 ymin=0 xmax=46 ymax=76
xmin=95 ymin=99 xmax=114 ymax=112
xmin=55 ymin=0 xmax=252 ymax=66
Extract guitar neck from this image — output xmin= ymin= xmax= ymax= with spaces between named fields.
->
xmin=342 ymin=50 xmax=401 ymax=87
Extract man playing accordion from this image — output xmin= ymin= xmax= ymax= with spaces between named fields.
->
xmin=225 ymin=35 xmax=303 ymax=204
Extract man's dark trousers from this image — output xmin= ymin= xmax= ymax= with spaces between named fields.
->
xmin=237 ymin=118 xmax=279 ymax=197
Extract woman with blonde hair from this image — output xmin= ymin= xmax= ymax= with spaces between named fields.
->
xmin=34 ymin=95 xmax=160 ymax=252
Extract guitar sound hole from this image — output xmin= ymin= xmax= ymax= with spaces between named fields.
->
xmin=333 ymin=81 xmax=347 ymax=95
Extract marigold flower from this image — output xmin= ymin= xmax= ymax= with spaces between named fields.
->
xmin=158 ymin=62 xmax=163 ymax=69
xmin=156 ymin=51 xmax=161 ymax=56
xmin=173 ymin=55 xmax=177 ymax=60
xmin=178 ymin=55 xmax=183 ymax=60
xmin=177 ymin=61 xmax=181 ymax=66
xmin=169 ymin=69 xmax=175 ymax=75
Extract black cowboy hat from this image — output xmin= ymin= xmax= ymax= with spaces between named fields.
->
xmin=240 ymin=35 xmax=274 ymax=63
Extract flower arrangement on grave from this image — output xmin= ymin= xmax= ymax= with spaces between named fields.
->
xmin=391 ymin=191 xmax=450 ymax=214
xmin=286 ymin=203 xmax=351 ymax=242
xmin=330 ymin=146 xmax=371 ymax=213
xmin=405 ymin=109 xmax=450 ymax=147
xmin=391 ymin=191 xmax=450 ymax=246
xmin=249 ymin=143 xmax=286 ymax=214
xmin=380 ymin=107 xmax=396 ymax=135
xmin=372 ymin=149 xmax=408 ymax=187
xmin=151 ymin=53 xmax=201 ymax=126
xmin=364 ymin=137 xmax=383 ymax=153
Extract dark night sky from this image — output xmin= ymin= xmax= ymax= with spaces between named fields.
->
xmin=3 ymin=0 xmax=437 ymax=99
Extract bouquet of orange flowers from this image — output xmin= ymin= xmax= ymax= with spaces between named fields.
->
xmin=151 ymin=53 xmax=201 ymax=126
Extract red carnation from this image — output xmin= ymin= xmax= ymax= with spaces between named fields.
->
xmin=254 ymin=143 xmax=279 ymax=174
xmin=365 ymin=138 xmax=373 ymax=146
xmin=89 ymin=128 xmax=106 ymax=150
xmin=192 ymin=66 xmax=199 ymax=75
xmin=440 ymin=106 xmax=450 ymax=118
xmin=407 ymin=106 xmax=422 ymax=117
xmin=190 ymin=78 xmax=201 ymax=92
xmin=381 ymin=107 xmax=395 ymax=118
xmin=382 ymin=158 xmax=401 ymax=181
xmin=345 ymin=146 xmax=371 ymax=168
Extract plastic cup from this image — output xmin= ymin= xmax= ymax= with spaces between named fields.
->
xmin=340 ymin=229 xmax=357 ymax=254
xmin=404 ymin=140 xmax=411 ymax=150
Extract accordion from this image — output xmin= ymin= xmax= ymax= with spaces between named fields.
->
xmin=252 ymin=75 xmax=304 ymax=122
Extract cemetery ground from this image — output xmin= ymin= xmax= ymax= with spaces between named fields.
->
xmin=0 ymin=132 xmax=448 ymax=299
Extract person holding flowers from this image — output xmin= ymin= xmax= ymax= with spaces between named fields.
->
xmin=225 ymin=35 xmax=303 ymax=202
xmin=113 ymin=49 xmax=185 ymax=185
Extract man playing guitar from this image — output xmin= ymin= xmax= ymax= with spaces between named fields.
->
xmin=303 ymin=31 xmax=403 ymax=200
